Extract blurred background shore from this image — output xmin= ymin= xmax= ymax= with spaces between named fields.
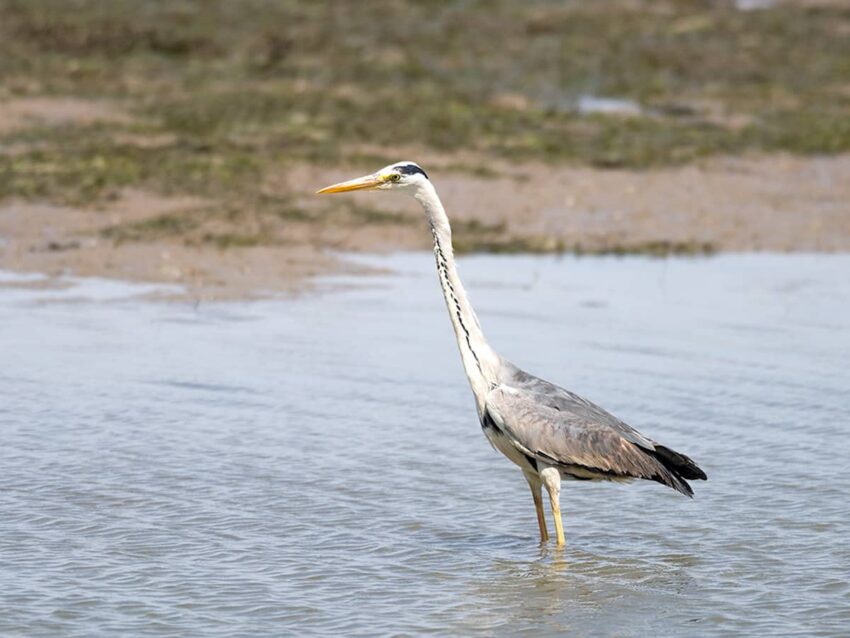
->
xmin=1 ymin=0 xmax=848 ymax=298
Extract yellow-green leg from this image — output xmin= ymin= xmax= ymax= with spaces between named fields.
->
xmin=523 ymin=471 xmax=548 ymax=543
xmin=540 ymin=466 xmax=565 ymax=546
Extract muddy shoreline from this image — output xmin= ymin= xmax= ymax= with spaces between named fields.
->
xmin=1 ymin=152 xmax=848 ymax=300
xmin=3 ymin=0 xmax=849 ymax=299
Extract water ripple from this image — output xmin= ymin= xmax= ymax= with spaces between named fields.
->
xmin=1 ymin=254 xmax=848 ymax=636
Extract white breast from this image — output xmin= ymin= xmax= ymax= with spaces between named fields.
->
xmin=482 ymin=425 xmax=537 ymax=474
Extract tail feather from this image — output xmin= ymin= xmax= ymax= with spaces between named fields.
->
xmin=653 ymin=467 xmax=695 ymax=498
xmin=640 ymin=444 xmax=706 ymax=498
xmin=652 ymin=445 xmax=708 ymax=481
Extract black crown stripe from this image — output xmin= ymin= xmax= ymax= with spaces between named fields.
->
xmin=398 ymin=164 xmax=429 ymax=180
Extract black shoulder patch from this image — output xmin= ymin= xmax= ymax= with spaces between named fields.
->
xmin=398 ymin=164 xmax=428 ymax=179
xmin=480 ymin=410 xmax=497 ymax=431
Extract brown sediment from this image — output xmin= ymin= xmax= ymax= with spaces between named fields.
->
xmin=0 ymin=1 xmax=848 ymax=301
xmin=0 ymin=97 xmax=133 ymax=134
xmin=0 ymin=153 xmax=848 ymax=300
xmin=286 ymin=152 xmax=850 ymax=254
xmin=0 ymin=192 xmax=372 ymax=301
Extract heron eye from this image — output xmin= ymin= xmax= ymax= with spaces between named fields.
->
xmin=390 ymin=173 xmax=401 ymax=182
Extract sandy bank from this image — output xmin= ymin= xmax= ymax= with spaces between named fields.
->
xmin=1 ymin=153 xmax=848 ymax=300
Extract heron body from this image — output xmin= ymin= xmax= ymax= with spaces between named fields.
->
xmin=318 ymin=162 xmax=707 ymax=545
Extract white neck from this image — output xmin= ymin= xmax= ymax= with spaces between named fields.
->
xmin=413 ymin=181 xmax=500 ymax=411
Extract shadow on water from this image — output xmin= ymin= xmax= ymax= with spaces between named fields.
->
xmin=412 ymin=519 xmax=702 ymax=634
xmin=462 ymin=540 xmax=699 ymax=635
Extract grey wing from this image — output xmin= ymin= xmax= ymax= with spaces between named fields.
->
xmin=485 ymin=379 xmax=706 ymax=496
xmin=507 ymin=365 xmax=656 ymax=449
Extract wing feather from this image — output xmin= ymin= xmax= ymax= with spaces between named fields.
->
xmin=485 ymin=383 xmax=699 ymax=496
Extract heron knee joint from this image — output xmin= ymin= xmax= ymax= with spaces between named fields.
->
xmin=539 ymin=467 xmax=561 ymax=494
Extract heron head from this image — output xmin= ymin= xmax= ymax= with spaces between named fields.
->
xmin=316 ymin=161 xmax=429 ymax=195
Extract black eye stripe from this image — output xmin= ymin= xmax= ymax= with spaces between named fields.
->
xmin=397 ymin=164 xmax=429 ymax=179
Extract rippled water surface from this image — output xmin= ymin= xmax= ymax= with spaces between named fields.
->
xmin=2 ymin=254 xmax=849 ymax=636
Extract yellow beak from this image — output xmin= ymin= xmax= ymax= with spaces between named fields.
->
xmin=316 ymin=173 xmax=385 ymax=194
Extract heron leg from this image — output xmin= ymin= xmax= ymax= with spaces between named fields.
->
xmin=540 ymin=466 xmax=565 ymax=546
xmin=523 ymin=470 xmax=548 ymax=543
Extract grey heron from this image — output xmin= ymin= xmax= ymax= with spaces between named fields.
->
xmin=318 ymin=162 xmax=707 ymax=546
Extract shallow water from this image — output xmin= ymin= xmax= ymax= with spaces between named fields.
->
xmin=1 ymin=254 xmax=849 ymax=637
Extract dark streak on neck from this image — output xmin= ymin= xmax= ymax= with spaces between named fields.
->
xmin=431 ymin=225 xmax=483 ymax=377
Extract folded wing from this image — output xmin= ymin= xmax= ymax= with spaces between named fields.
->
xmin=484 ymin=380 xmax=706 ymax=496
